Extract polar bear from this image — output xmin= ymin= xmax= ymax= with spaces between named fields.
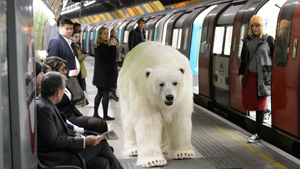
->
xmin=118 ymin=41 xmax=194 ymax=167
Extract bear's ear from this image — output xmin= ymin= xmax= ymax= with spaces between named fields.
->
xmin=145 ymin=68 xmax=153 ymax=78
xmin=179 ymin=68 xmax=185 ymax=74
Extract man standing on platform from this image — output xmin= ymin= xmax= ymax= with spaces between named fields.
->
xmin=47 ymin=18 xmax=81 ymax=84
xmin=128 ymin=18 xmax=147 ymax=51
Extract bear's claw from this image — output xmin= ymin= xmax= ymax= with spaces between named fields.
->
xmin=126 ymin=147 xmax=138 ymax=156
xmin=140 ymin=158 xmax=167 ymax=168
xmin=129 ymin=150 xmax=138 ymax=156
xmin=171 ymin=150 xmax=195 ymax=160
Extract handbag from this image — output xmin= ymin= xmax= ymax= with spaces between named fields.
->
xmin=66 ymin=76 xmax=85 ymax=105
xmin=242 ymin=43 xmax=262 ymax=87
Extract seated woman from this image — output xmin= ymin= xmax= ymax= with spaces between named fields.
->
xmin=44 ymin=56 xmax=108 ymax=134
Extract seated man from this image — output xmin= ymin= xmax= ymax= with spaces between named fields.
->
xmin=36 ymin=72 xmax=123 ymax=169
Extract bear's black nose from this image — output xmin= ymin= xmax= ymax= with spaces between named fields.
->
xmin=166 ymin=95 xmax=174 ymax=101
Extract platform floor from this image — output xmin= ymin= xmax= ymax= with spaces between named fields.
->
xmin=76 ymin=56 xmax=300 ymax=168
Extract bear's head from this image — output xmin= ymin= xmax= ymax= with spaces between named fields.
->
xmin=145 ymin=66 xmax=185 ymax=106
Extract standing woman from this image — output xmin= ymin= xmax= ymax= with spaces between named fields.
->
xmin=239 ymin=15 xmax=274 ymax=143
xmin=93 ymin=27 xmax=118 ymax=120
xmin=71 ymin=31 xmax=89 ymax=106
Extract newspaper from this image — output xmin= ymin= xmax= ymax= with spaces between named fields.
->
xmin=102 ymin=130 xmax=119 ymax=140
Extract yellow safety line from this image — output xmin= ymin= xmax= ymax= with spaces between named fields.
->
xmin=193 ymin=112 xmax=287 ymax=169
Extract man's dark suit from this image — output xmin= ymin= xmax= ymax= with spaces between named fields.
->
xmin=36 ymin=94 xmax=123 ymax=169
xmin=47 ymin=34 xmax=82 ymax=85
xmin=128 ymin=28 xmax=146 ymax=51
xmin=47 ymin=34 xmax=78 ymax=72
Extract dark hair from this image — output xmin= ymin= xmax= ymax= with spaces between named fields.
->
xmin=137 ymin=18 xmax=145 ymax=24
xmin=60 ymin=19 xmax=73 ymax=27
xmin=72 ymin=31 xmax=80 ymax=37
xmin=40 ymin=72 xmax=66 ymax=97
xmin=41 ymin=63 xmax=52 ymax=74
xmin=73 ymin=22 xmax=81 ymax=27
xmin=43 ymin=56 xmax=67 ymax=72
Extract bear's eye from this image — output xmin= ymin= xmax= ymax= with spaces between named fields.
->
xmin=173 ymin=82 xmax=177 ymax=86
xmin=159 ymin=83 xmax=164 ymax=87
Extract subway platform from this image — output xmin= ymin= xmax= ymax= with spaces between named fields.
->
xmin=76 ymin=56 xmax=300 ymax=169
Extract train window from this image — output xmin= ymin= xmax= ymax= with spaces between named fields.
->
xmin=275 ymin=19 xmax=291 ymax=67
xmin=238 ymin=24 xmax=248 ymax=60
xmin=90 ymin=32 xmax=94 ymax=40
xmin=145 ymin=30 xmax=148 ymax=40
xmin=83 ymin=32 xmax=86 ymax=40
xmin=124 ymin=31 xmax=129 ymax=43
xmin=200 ymin=9 xmax=216 ymax=55
xmin=275 ymin=0 xmax=297 ymax=67
xmin=177 ymin=29 xmax=182 ymax=49
xmin=172 ymin=29 xmax=178 ymax=48
xmin=224 ymin=26 xmax=233 ymax=55
xmin=213 ymin=26 xmax=225 ymax=55
xmin=183 ymin=27 xmax=189 ymax=50
xmin=162 ymin=14 xmax=175 ymax=45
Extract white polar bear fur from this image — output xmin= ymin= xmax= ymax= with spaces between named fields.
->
xmin=118 ymin=41 xmax=194 ymax=167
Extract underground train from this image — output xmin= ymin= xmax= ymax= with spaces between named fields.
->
xmin=78 ymin=0 xmax=300 ymax=153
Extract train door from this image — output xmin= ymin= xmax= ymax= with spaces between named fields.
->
xmin=107 ymin=22 xmax=118 ymax=36
xmin=81 ymin=26 xmax=89 ymax=54
xmin=212 ymin=4 xmax=244 ymax=107
xmin=198 ymin=2 xmax=231 ymax=98
xmin=89 ymin=25 xmax=99 ymax=56
xmin=85 ymin=25 xmax=95 ymax=54
xmin=154 ymin=9 xmax=177 ymax=43
xmin=162 ymin=14 xmax=176 ymax=45
xmin=171 ymin=13 xmax=189 ymax=50
xmin=272 ymin=0 xmax=300 ymax=137
xmin=113 ymin=20 xmax=124 ymax=42
xmin=246 ymin=0 xmax=285 ymax=121
xmin=229 ymin=0 xmax=270 ymax=114
xmin=189 ymin=5 xmax=216 ymax=95
xmin=165 ymin=12 xmax=184 ymax=46
xmin=119 ymin=20 xmax=130 ymax=44
xmin=123 ymin=19 xmax=138 ymax=54
xmin=145 ymin=15 xmax=164 ymax=41
xmin=180 ymin=6 xmax=205 ymax=58
xmin=144 ymin=18 xmax=154 ymax=40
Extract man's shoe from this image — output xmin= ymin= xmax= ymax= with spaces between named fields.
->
xmin=248 ymin=134 xmax=261 ymax=143
xmin=103 ymin=116 xmax=115 ymax=121
xmin=109 ymin=92 xmax=119 ymax=102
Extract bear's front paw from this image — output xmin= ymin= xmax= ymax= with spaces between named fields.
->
xmin=171 ymin=149 xmax=195 ymax=159
xmin=139 ymin=158 xmax=167 ymax=168
xmin=125 ymin=147 xmax=138 ymax=156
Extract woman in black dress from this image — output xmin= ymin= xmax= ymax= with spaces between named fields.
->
xmin=44 ymin=56 xmax=108 ymax=133
xmin=93 ymin=27 xmax=118 ymax=120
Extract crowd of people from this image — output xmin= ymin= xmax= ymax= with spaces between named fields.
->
xmin=36 ymin=18 xmax=128 ymax=169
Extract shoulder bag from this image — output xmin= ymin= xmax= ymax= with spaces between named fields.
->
xmin=66 ymin=76 xmax=85 ymax=105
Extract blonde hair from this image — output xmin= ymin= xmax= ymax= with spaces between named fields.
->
xmin=249 ymin=15 xmax=265 ymax=39
xmin=95 ymin=27 xmax=108 ymax=48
